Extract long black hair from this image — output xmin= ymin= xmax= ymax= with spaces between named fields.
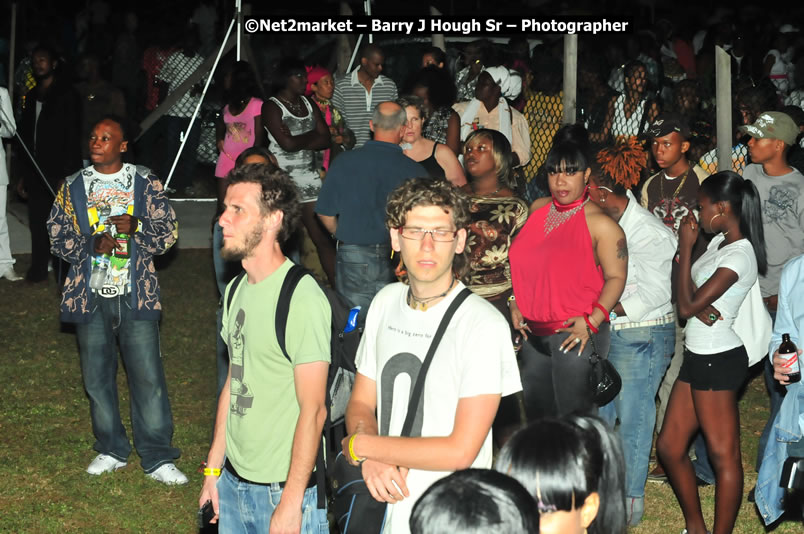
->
xmin=699 ymin=171 xmax=768 ymax=275
xmin=495 ymin=415 xmax=626 ymax=534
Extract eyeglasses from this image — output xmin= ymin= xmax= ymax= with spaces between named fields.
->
xmin=398 ymin=227 xmax=459 ymax=242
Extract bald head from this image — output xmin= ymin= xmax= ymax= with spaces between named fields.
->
xmin=370 ymin=102 xmax=407 ymax=143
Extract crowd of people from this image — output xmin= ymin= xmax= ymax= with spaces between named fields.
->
xmin=4 ymin=5 xmax=804 ymax=534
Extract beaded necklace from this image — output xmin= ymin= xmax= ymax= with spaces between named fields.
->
xmin=544 ymin=191 xmax=590 ymax=236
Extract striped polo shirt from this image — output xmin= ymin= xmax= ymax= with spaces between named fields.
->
xmin=332 ymin=67 xmax=398 ymax=148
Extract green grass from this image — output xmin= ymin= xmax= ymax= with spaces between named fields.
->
xmin=0 ymin=248 xmax=800 ymax=532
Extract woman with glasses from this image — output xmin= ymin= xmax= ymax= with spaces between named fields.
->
xmin=508 ymin=125 xmax=626 ymax=419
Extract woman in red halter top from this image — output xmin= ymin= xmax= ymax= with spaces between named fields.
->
xmin=508 ymin=125 xmax=627 ymax=418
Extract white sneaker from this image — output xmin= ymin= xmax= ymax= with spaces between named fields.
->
xmin=147 ymin=463 xmax=188 ymax=485
xmin=0 ymin=268 xmax=23 ymax=281
xmin=86 ymin=454 xmax=127 ymax=475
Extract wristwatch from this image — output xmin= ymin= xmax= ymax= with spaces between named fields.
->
xmin=136 ymin=219 xmax=143 ymax=234
xmin=609 ymin=310 xmax=618 ymax=322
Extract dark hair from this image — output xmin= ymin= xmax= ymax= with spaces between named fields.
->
xmin=623 ymin=60 xmax=646 ymax=79
xmin=496 ymin=415 xmax=626 ymax=534
xmin=361 ymin=43 xmax=384 ymax=60
xmin=545 ymin=124 xmax=591 ymax=174
xmin=408 ymin=66 xmax=457 ymax=109
xmin=234 ymin=146 xmax=277 ymax=170
xmin=410 ymin=469 xmax=539 ymax=534
xmin=386 ymin=178 xmax=471 ymax=280
xmin=226 ymin=60 xmax=261 ymax=110
xmin=463 ymin=129 xmax=513 ymax=187
xmin=227 ymin=164 xmax=301 ymax=245
xmin=276 ymin=57 xmax=306 ymax=84
xmin=422 ymin=46 xmax=446 ymax=66
xmin=699 ymin=171 xmax=768 ymax=275
xmin=31 ymin=43 xmax=59 ymax=62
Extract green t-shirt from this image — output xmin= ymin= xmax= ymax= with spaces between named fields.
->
xmin=221 ymin=260 xmax=331 ymax=483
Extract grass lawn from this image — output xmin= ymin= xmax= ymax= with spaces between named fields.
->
xmin=0 ymin=248 xmax=801 ymax=533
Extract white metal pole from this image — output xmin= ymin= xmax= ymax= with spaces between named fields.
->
xmin=715 ymin=45 xmax=732 ymax=172
xmin=165 ymin=17 xmax=236 ymax=190
xmin=364 ymin=0 xmax=372 ymax=44
xmin=236 ymin=0 xmax=242 ymax=61
xmin=563 ymin=34 xmax=578 ymax=124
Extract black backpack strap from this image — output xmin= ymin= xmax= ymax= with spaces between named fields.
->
xmin=275 ymin=264 xmax=312 ymax=364
xmin=400 ymin=288 xmax=472 ymax=437
xmin=224 ymin=270 xmax=247 ymax=319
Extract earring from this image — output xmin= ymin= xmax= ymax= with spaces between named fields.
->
xmin=709 ymin=212 xmax=723 ymax=228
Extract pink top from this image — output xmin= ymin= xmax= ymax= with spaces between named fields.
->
xmin=508 ymin=198 xmax=604 ymax=335
xmin=215 ymin=97 xmax=264 ymax=177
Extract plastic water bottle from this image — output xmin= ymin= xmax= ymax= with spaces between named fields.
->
xmin=89 ymin=254 xmax=110 ymax=290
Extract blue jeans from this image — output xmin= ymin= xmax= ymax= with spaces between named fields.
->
xmin=334 ymin=243 xmax=395 ymax=321
xmin=599 ymin=322 xmax=675 ymax=505
xmin=75 ymin=295 xmax=179 ymax=472
xmin=217 ymin=468 xmax=329 ymax=533
xmin=757 ymin=310 xmax=783 ymax=472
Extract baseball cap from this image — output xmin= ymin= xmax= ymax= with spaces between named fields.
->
xmin=647 ymin=113 xmax=691 ymax=140
xmin=738 ymin=111 xmax=798 ymax=145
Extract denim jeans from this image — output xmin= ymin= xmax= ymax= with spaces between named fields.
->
xmin=334 ymin=243 xmax=395 ymax=322
xmin=217 ymin=468 xmax=329 ymax=533
xmin=599 ymin=322 xmax=675 ymax=507
xmin=75 ymin=295 xmax=179 ymax=472
xmin=757 ymin=310 xmax=783 ymax=473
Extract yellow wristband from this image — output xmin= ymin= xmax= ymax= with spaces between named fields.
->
xmin=203 ymin=468 xmax=221 ymax=476
xmin=348 ymin=434 xmax=366 ymax=463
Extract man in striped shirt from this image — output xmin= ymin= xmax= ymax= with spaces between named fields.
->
xmin=333 ymin=44 xmax=398 ymax=148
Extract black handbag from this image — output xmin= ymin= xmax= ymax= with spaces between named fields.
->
xmin=586 ymin=325 xmax=621 ymax=407
xmin=332 ymin=289 xmax=473 ymax=533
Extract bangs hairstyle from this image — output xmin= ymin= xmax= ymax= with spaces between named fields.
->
xmin=227 ymin=164 xmax=301 ymax=245
xmin=463 ymin=129 xmax=513 ymax=187
xmin=699 ymin=171 xmax=768 ymax=275
xmin=496 ymin=416 xmax=626 ymax=534
xmin=386 ymin=178 xmax=471 ymax=280
xmin=545 ymin=124 xmax=591 ymax=174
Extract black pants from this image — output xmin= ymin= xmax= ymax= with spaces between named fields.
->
xmin=27 ymin=192 xmax=55 ymax=281
xmin=519 ymin=323 xmax=610 ymax=419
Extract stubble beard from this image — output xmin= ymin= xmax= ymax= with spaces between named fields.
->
xmin=221 ymin=222 xmax=265 ymax=261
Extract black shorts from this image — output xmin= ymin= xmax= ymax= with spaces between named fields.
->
xmin=678 ymin=346 xmax=748 ymax=391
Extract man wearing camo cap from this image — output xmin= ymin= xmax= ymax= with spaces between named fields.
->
xmin=741 ymin=111 xmax=804 ymax=484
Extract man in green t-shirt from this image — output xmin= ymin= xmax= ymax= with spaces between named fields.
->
xmin=198 ymin=164 xmax=331 ymax=533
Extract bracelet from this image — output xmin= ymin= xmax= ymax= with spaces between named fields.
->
xmin=203 ymin=468 xmax=221 ymax=476
xmin=592 ymin=302 xmax=609 ymax=322
xmin=584 ymin=313 xmax=599 ymax=334
xmin=348 ymin=434 xmax=366 ymax=464
xmin=507 ymin=294 xmax=516 ymax=307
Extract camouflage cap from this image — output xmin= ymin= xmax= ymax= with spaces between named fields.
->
xmin=738 ymin=111 xmax=798 ymax=145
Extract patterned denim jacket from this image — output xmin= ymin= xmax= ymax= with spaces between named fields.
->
xmin=756 ymin=380 xmax=804 ymax=525
xmin=47 ymin=165 xmax=178 ymax=323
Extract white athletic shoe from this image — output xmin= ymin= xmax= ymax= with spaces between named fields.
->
xmin=147 ymin=463 xmax=189 ymax=485
xmin=86 ymin=454 xmax=127 ymax=475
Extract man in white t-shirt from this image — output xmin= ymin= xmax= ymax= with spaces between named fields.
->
xmin=342 ymin=178 xmax=522 ymax=533
xmin=739 ymin=111 xmax=804 ymax=484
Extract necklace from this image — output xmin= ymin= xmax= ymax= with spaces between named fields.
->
xmin=544 ymin=193 xmax=590 ymax=236
xmin=471 ymin=183 xmax=502 ymax=197
xmin=407 ymin=277 xmax=455 ymax=311
xmin=277 ymin=95 xmax=304 ymax=115
xmin=660 ymin=167 xmax=689 ymax=202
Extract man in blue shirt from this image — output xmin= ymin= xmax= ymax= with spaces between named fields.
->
xmin=316 ymin=101 xmax=426 ymax=319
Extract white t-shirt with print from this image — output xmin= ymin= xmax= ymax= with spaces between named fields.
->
xmin=83 ymin=164 xmax=135 ymax=293
xmin=685 ymin=234 xmax=758 ymax=354
xmin=355 ymin=281 xmax=522 ymax=534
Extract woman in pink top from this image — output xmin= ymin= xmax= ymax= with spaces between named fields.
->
xmin=508 ymin=125 xmax=626 ymax=418
xmin=214 ymin=61 xmax=264 ymax=210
